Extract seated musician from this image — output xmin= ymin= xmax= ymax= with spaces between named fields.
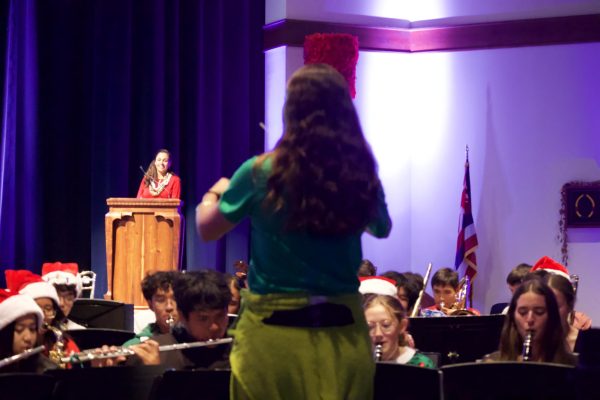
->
xmin=363 ymin=294 xmax=434 ymax=368
xmin=41 ymin=262 xmax=86 ymax=330
xmin=530 ymin=256 xmax=592 ymax=352
xmin=358 ymin=259 xmax=377 ymax=277
xmin=123 ymin=271 xmax=179 ymax=347
xmin=0 ymin=290 xmax=56 ymax=373
xmin=128 ymin=269 xmax=231 ymax=370
xmin=381 ymin=271 xmax=420 ymax=316
xmin=5 ymin=270 xmax=81 ymax=364
xmin=422 ymin=268 xmax=480 ymax=316
xmin=484 ymin=277 xmax=576 ymax=365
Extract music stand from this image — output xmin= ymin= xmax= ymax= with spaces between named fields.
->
xmin=441 ymin=361 xmax=575 ymax=400
xmin=0 ymin=373 xmax=55 ymax=400
xmin=152 ymin=369 xmax=231 ymax=400
xmin=48 ymin=365 xmax=165 ymax=400
xmin=408 ymin=315 xmax=505 ymax=366
xmin=574 ymin=328 xmax=600 ymax=400
xmin=66 ymin=328 xmax=135 ymax=350
xmin=69 ymin=299 xmax=134 ymax=331
xmin=374 ymin=363 xmax=442 ymax=400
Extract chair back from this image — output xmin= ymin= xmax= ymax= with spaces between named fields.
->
xmin=152 ymin=369 xmax=231 ymax=400
xmin=374 ymin=362 xmax=442 ymax=400
xmin=79 ymin=270 xmax=96 ymax=299
xmin=441 ymin=361 xmax=575 ymax=400
xmin=0 ymin=373 xmax=55 ymax=400
xmin=489 ymin=302 xmax=508 ymax=314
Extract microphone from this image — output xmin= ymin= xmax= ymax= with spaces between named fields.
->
xmin=139 ymin=165 xmax=153 ymax=180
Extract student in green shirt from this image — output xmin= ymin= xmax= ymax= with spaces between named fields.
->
xmin=197 ymin=63 xmax=391 ymax=399
xmin=123 ymin=271 xmax=178 ymax=347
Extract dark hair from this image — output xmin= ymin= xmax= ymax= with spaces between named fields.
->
xmin=0 ymin=321 xmax=40 ymax=372
xmin=431 ymin=268 xmax=459 ymax=289
xmin=143 ymin=149 xmax=173 ymax=186
xmin=363 ymin=294 xmax=408 ymax=346
xmin=506 ymin=263 xmax=532 ymax=286
xmin=545 ymin=274 xmax=576 ymax=323
xmin=263 ymin=63 xmax=381 ymax=235
xmin=173 ymin=270 xmax=231 ymax=319
xmin=382 ymin=271 xmax=420 ymax=311
xmin=141 ymin=271 xmax=178 ymax=302
xmin=0 ymin=322 xmax=14 ymax=359
xmin=402 ymin=272 xmax=424 ymax=292
xmin=358 ymin=260 xmax=377 ymax=277
xmin=499 ymin=278 xmax=571 ymax=363
xmin=53 ymin=284 xmax=77 ymax=298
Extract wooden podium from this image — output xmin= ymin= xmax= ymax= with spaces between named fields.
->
xmin=104 ymin=198 xmax=183 ymax=307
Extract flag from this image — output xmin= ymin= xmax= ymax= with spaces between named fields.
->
xmin=455 ymin=151 xmax=478 ymax=281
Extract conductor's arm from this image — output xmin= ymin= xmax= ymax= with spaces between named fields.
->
xmin=196 ymin=178 xmax=236 ymax=241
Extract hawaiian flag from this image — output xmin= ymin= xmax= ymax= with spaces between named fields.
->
xmin=455 ymin=152 xmax=478 ymax=281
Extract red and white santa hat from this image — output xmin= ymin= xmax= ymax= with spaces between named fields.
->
xmin=359 ymin=276 xmax=398 ymax=297
xmin=530 ymin=256 xmax=570 ymax=280
xmin=0 ymin=289 xmax=45 ymax=331
xmin=5 ymin=269 xmax=60 ymax=306
xmin=42 ymin=262 xmax=82 ymax=297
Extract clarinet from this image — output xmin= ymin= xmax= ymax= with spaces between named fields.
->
xmin=522 ymin=330 xmax=534 ymax=361
xmin=374 ymin=343 xmax=383 ymax=361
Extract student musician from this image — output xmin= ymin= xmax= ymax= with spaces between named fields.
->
xmin=128 ymin=270 xmax=231 ymax=370
xmin=123 ymin=271 xmax=179 ymax=347
xmin=484 ymin=278 xmax=576 ymax=365
xmin=364 ymin=294 xmax=434 ymax=368
xmin=5 ymin=270 xmax=81 ymax=365
xmin=41 ymin=262 xmax=86 ymax=330
xmin=0 ymin=290 xmax=56 ymax=373
xmin=422 ymin=267 xmax=480 ymax=316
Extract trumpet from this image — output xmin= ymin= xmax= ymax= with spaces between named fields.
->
xmin=522 ymin=330 xmax=534 ymax=361
xmin=446 ymin=275 xmax=475 ymax=316
xmin=60 ymin=337 xmax=233 ymax=364
xmin=0 ymin=346 xmax=45 ymax=369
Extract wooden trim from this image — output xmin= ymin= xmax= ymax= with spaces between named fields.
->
xmin=264 ymin=14 xmax=600 ymax=53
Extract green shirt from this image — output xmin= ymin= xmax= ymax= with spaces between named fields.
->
xmin=219 ymin=156 xmax=391 ymax=295
xmin=122 ymin=323 xmax=160 ymax=347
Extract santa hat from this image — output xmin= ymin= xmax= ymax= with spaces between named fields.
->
xmin=0 ymin=289 xmax=45 ymax=331
xmin=5 ymin=269 xmax=60 ymax=306
xmin=42 ymin=262 xmax=82 ymax=297
xmin=530 ymin=256 xmax=570 ymax=280
xmin=303 ymin=33 xmax=359 ymax=98
xmin=359 ymin=276 xmax=398 ymax=297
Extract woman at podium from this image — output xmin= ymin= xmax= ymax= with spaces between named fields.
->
xmin=137 ymin=149 xmax=181 ymax=199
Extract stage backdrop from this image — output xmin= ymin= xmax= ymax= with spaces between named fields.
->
xmin=0 ymin=0 xmax=265 ymax=295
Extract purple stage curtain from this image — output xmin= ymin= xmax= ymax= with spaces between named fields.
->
xmin=0 ymin=0 xmax=265 ymax=293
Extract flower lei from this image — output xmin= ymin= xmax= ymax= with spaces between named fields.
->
xmin=149 ymin=173 xmax=172 ymax=196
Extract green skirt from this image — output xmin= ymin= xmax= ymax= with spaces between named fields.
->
xmin=229 ymin=290 xmax=374 ymax=400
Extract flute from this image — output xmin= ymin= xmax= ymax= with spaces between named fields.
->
xmin=411 ymin=263 xmax=433 ymax=317
xmin=0 ymin=346 xmax=45 ymax=369
xmin=60 ymin=337 xmax=233 ymax=364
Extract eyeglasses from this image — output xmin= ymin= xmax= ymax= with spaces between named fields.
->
xmin=40 ymin=305 xmax=56 ymax=317
xmin=367 ymin=320 xmax=397 ymax=334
